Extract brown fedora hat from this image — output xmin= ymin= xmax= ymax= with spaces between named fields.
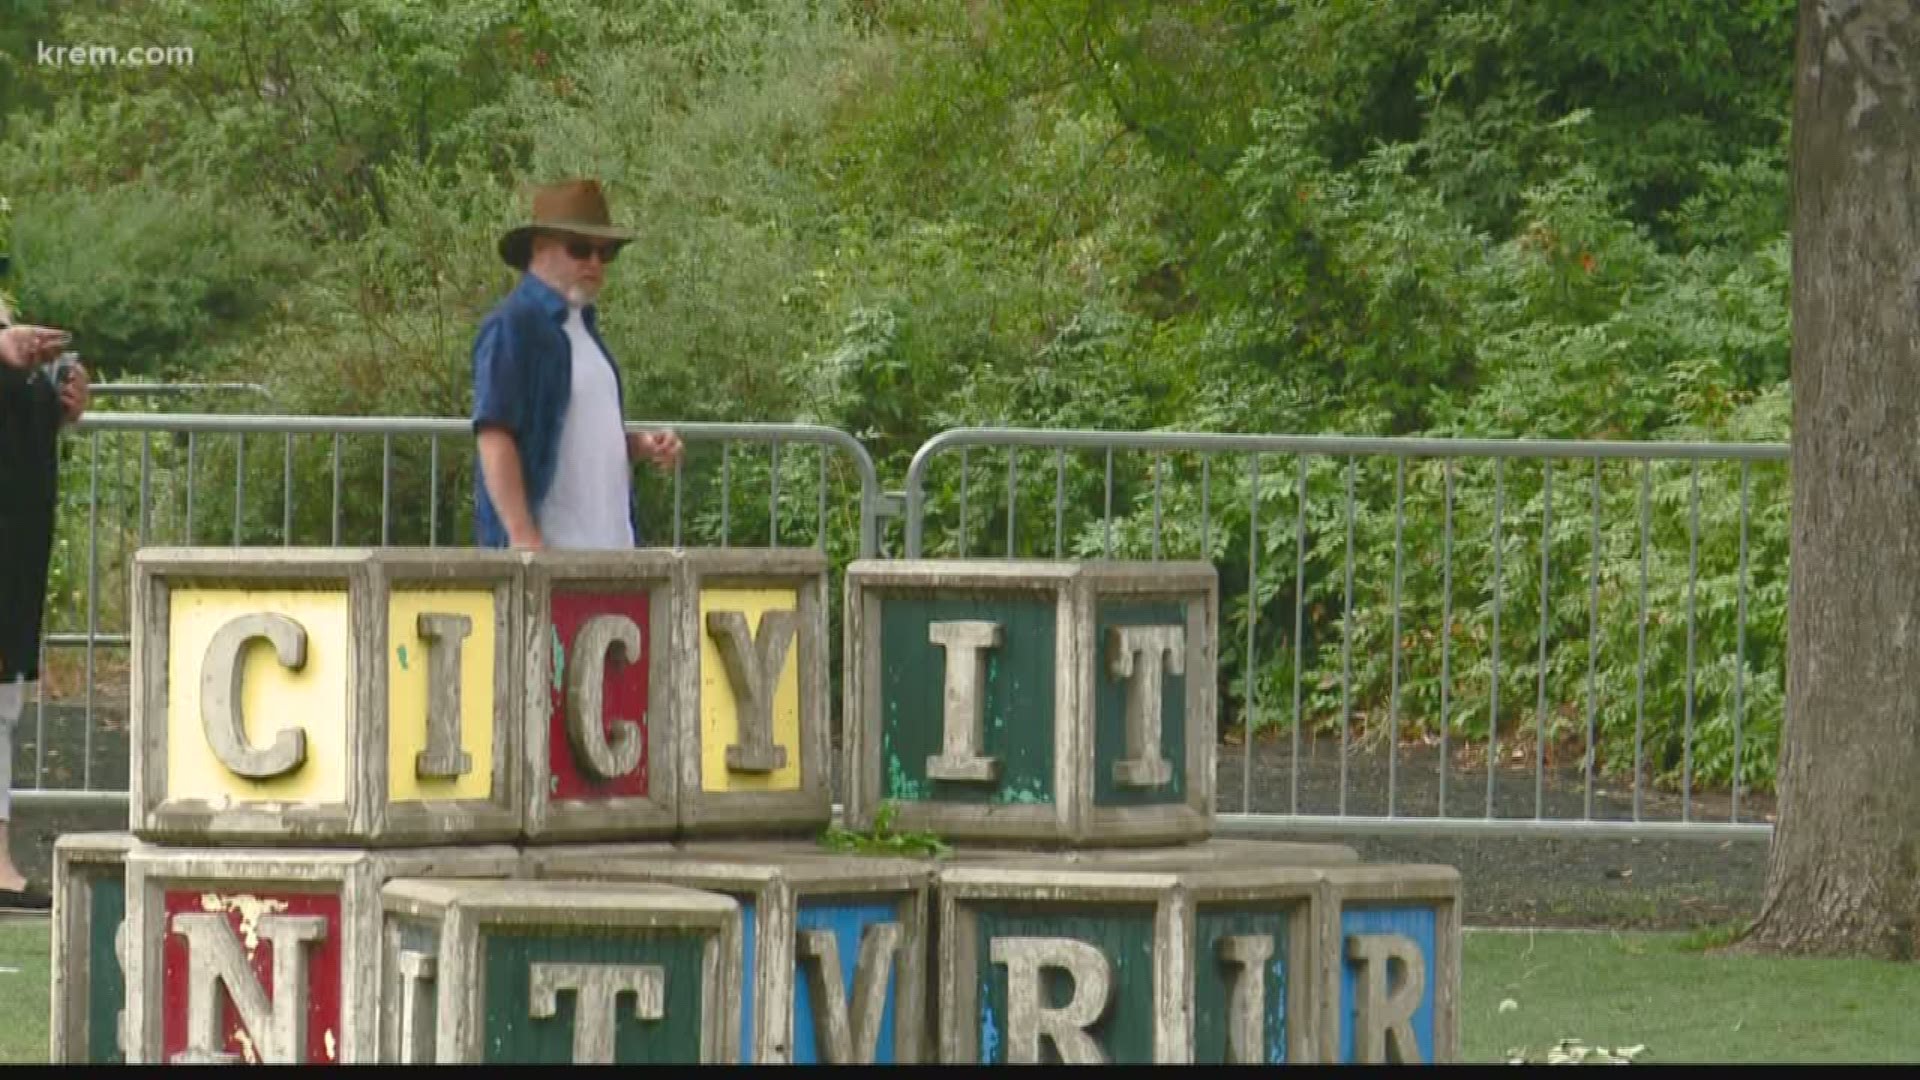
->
xmin=498 ymin=179 xmax=636 ymax=270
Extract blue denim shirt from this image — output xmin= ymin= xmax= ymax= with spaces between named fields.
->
xmin=471 ymin=273 xmax=637 ymax=547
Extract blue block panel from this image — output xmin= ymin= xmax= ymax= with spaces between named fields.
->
xmin=1338 ymin=904 xmax=1437 ymax=1063
xmin=790 ymin=899 xmax=903 ymax=1064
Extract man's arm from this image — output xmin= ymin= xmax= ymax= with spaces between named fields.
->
xmin=477 ymin=426 xmax=543 ymax=549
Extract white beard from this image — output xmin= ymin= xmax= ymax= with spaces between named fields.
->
xmin=564 ymin=283 xmax=600 ymax=307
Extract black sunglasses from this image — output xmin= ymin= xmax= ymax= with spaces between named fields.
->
xmin=564 ymin=238 xmax=620 ymax=264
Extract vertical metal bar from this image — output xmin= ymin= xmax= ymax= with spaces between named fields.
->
xmin=1103 ymin=449 xmax=1114 ymax=558
xmin=958 ymin=447 xmax=970 ymax=558
xmin=380 ymin=435 xmax=393 ymax=547
xmin=770 ymin=441 xmax=782 ymax=548
xmin=1340 ymin=458 xmax=1356 ymax=817
xmin=1151 ymin=453 xmax=1163 ymax=561
xmin=429 ymin=435 xmax=440 ymax=548
xmin=1006 ymin=448 xmax=1018 ymax=559
xmin=817 ymin=450 xmax=828 ymax=552
xmin=721 ymin=443 xmax=732 ymax=549
xmin=1634 ymin=460 xmax=1652 ymax=821
xmin=1291 ymin=456 xmax=1307 ymax=816
xmin=1053 ymin=448 xmax=1065 ymax=560
xmin=1439 ymin=459 xmax=1455 ymax=816
xmin=673 ymin=453 xmax=685 ymax=549
xmin=185 ymin=431 xmax=198 ymax=544
xmin=84 ymin=432 xmax=99 ymax=789
xmin=233 ymin=433 xmax=245 ymax=546
xmin=1488 ymin=458 xmax=1504 ymax=819
xmin=138 ymin=432 xmax=153 ymax=546
xmin=330 ymin=433 xmax=342 ymax=546
xmin=1733 ymin=461 xmax=1752 ymax=823
xmin=1388 ymin=457 xmax=1406 ymax=818
xmin=1585 ymin=459 xmax=1603 ymax=821
xmin=283 ymin=433 xmax=295 ymax=546
xmin=1242 ymin=453 xmax=1260 ymax=814
xmin=1534 ymin=460 xmax=1553 ymax=820
xmin=1201 ymin=456 xmax=1212 ymax=557
xmin=1683 ymin=462 xmax=1701 ymax=822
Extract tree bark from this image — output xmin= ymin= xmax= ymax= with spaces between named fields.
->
xmin=1746 ymin=0 xmax=1920 ymax=958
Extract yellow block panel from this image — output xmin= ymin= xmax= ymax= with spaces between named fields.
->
xmin=699 ymin=587 xmax=803 ymax=793
xmin=166 ymin=589 xmax=350 ymax=805
xmin=386 ymin=589 xmax=497 ymax=803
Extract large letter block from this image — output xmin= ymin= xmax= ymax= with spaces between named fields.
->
xmin=130 ymin=549 xmax=525 ymax=845
xmin=846 ymin=560 xmax=1218 ymax=845
xmin=121 ymin=844 xmax=519 ymax=1063
xmin=51 ymin=832 xmax=138 ymax=1063
xmin=1317 ymin=865 xmax=1461 ymax=1064
xmin=674 ymin=550 xmax=832 ymax=834
xmin=378 ymin=878 xmax=742 ymax=1063
xmin=523 ymin=552 xmax=679 ymax=841
xmin=937 ymin=859 xmax=1323 ymax=1064
xmin=531 ymin=841 xmax=931 ymax=1063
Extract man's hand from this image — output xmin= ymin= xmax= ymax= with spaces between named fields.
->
xmin=0 ymin=325 xmax=67 ymax=371
xmin=627 ymin=428 xmax=684 ymax=473
xmin=57 ymin=360 xmax=89 ymax=424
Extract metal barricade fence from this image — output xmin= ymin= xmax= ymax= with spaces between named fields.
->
xmin=17 ymin=417 xmax=1790 ymax=843
xmin=13 ymin=413 xmax=879 ymax=808
xmin=903 ymin=428 xmax=1788 ymax=840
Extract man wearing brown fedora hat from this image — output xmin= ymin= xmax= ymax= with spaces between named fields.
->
xmin=472 ymin=178 xmax=682 ymax=550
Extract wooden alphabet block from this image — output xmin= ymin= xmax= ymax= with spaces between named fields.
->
xmin=130 ymin=548 xmax=525 ymax=845
xmin=1316 ymin=865 xmax=1461 ymax=1064
xmin=530 ymin=841 xmax=931 ymax=1063
xmin=936 ymin=858 xmax=1325 ymax=1064
xmin=120 ymin=844 xmax=519 ymax=1063
xmin=673 ymin=550 xmax=832 ymax=835
xmin=51 ymin=832 xmax=139 ymax=1063
xmin=846 ymin=560 xmax=1218 ymax=845
xmin=379 ymin=878 xmax=742 ymax=1063
xmin=522 ymin=552 xmax=679 ymax=841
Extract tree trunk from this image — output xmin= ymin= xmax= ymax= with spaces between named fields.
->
xmin=1746 ymin=0 xmax=1920 ymax=958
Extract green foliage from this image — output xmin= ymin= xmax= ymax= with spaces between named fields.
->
xmin=1 ymin=0 xmax=1796 ymax=795
xmin=818 ymin=801 xmax=953 ymax=859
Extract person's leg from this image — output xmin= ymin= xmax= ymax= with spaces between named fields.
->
xmin=0 ymin=676 xmax=25 ymax=893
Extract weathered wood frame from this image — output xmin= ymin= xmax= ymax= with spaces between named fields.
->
xmin=50 ymin=831 xmax=139 ymax=1063
xmin=1314 ymin=864 xmax=1462 ymax=1064
xmin=130 ymin=548 xmax=525 ymax=845
xmin=845 ymin=559 xmax=1218 ymax=845
xmin=122 ymin=844 xmax=520 ymax=1063
xmin=528 ymin=841 xmax=932 ymax=1063
xmin=1077 ymin=561 xmax=1219 ymax=844
xmin=673 ymin=549 xmax=834 ymax=834
xmin=522 ymin=551 xmax=679 ymax=841
xmin=846 ymin=561 xmax=1084 ymax=841
xmin=379 ymin=878 xmax=743 ymax=1064
xmin=936 ymin=865 xmax=1188 ymax=1063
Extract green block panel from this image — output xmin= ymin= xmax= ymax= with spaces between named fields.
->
xmin=87 ymin=876 xmax=127 ymax=1064
xmin=1192 ymin=906 xmax=1289 ymax=1064
xmin=481 ymin=928 xmax=708 ymax=1063
xmin=879 ymin=595 xmax=1056 ymax=806
xmin=974 ymin=904 xmax=1156 ymax=1064
xmin=1091 ymin=601 xmax=1189 ymax=807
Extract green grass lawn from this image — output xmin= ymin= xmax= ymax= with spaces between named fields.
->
xmin=6 ymin=917 xmax=1919 ymax=1063
xmin=0 ymin=918 xmax=52 ymax=1064
xmin=1467 ymin=929 xmax=1920 ymax=1064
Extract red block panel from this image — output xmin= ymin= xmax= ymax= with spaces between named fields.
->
xmin=548 ymin=590 xmax=654 ymax=800
xmin=160 ymin=889 xmax=344 ymax=1064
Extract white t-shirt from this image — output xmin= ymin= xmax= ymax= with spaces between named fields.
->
xmin=537 ymin=306 xmax=635 ymax=550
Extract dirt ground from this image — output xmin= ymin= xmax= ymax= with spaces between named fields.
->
xmin=9 ymin=700 xmax=1769 ymax=930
